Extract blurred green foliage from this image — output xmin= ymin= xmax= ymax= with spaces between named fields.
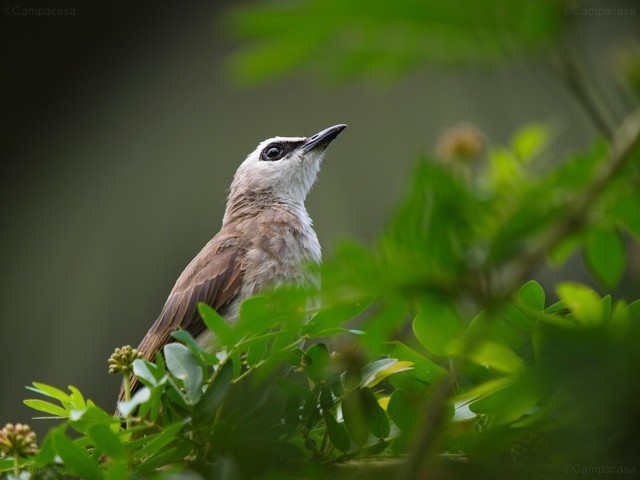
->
xmin=226 ymin=0 xmax=564 ymax=84
xmin=3 ymin=1 xmax=640 ymax=479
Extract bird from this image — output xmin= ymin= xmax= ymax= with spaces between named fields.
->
xmin=119 ymin=124 xmax=347 ymax=402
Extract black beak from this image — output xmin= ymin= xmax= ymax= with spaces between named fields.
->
xmin=302 ymin=124 xmax=347 ymax=153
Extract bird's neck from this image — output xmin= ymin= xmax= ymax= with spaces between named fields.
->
xmin=222 ymin=190 xmax=310 ymax=227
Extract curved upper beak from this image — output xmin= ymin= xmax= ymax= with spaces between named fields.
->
xmin=302 ymin=124 xmax=348 ymax=153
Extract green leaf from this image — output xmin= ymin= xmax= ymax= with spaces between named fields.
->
xmin=135 ymin=422 xmax=185 ymax=459
xmin=452 ymin=399 xmax=478 ymax=422
xmin=388 ymin=390 xmax=416 ymax=430
xmin=362 ymin=388 xmax=390 ymax=439
xmin=23 ymin=399 xmax=68 ymax=418
xmin=246 ymin=336 xmax=269 ymax=367
xmin=195 ymin=361 xmax=233 ymax=419
xmin=68 ymin=385 xmax=86 ymax=410
xmin=171 ymin=329 xmax=219 ymax=365
xmin=362 ymin=359 xmax=413 ymax=388
xmin=26 ymin=382 xmax=71 ymax=403
xmin=164 ymin=343 xmax=203 ymax=404
xmin=382 ymin=342 xmax=448 ymax=388
xmin=548 ymin=231 xmax=585 ymax=266
xmin=304 ymin=300 xmax=372 ymax=337
xmin=104 ymin=460 xmax=129 ymax=480
xmin=511 ymin=122 xmax=550 ymax=161
xmin=133 ymin=359 xmax=164 ymax=387
xmin=468 ymin=342 xmax=524 ymax=374
xmin=413 ymin=294 xmax=462 ymax=356
xmin=198 ymin=302 xmax=232 ymax=345
xmin=89 ymin=424 xmax=125 ymax=459
xmin=68 ymin=406 xmax=119 ymax=436
xmin=361 ymin=358 xmax=397 ymax=387
xmin=610 ymin=192 xmax=640 ymax=237
xmin=585 ymin=228 xmax=626 ymax=289
xmin=53 ymin=431 xmax=103 ymax=480
xmin=227 ymin=0 xmax=562 ymax=83
xmin=361 ymin=297 xmax=411 ymax=355
xmin=610 ymin=300 xmax=631 ymax=339
xmin=519 ymin=280 xmax=545 ymax=310
xmin=556 ymin=283 xmax=604 ymax=326
xmin=117 ymin=387 xmax=151 ymax=417
xmin=0 ymin=458 xmax=14 ymax=472
xmin=324 ymin=412 xmax=350 ymax=453
xmin=469 ymin=375 xmax=541 ymax=426
xmin=305 ymin=343 xmax=331 ymax=384
xmin=32 ymin=424 xmax=63 ymax=468
xmin=341 ymin=390 xmax=369 ymax=447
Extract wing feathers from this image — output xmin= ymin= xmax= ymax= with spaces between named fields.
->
xmin=118 ymin=234 xmax=244 ymax=403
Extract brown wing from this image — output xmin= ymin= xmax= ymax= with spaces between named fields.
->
xmin=118 ymin=233 xmax=244 ymax=403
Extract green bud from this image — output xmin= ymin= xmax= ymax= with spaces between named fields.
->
xmin=108 ymin=345 xmax=143 ymax=375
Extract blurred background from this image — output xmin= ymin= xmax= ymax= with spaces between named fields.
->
xmin=0 ymin=0 xmax=638 ymax=437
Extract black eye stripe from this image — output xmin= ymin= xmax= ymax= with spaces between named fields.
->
xmin=259 ymin=140 xmax=305 ymax=161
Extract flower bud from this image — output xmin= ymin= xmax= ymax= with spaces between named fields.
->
xmin=0 ymin=423 xmax=37 ymax=458
xmin=108 ymin=345 xmax=142 ymax=375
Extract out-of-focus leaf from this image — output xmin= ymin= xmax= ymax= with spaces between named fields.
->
xmin=324 ymin=412 xmax=350 ymax=453
xmin=469 ymin=375 xmax=541 ymax=426
xmin=195 ymin=361 xmax=233 ymax=420
xmin=382 ymin=342 xmax=448 ymax=389
xmin=32 ymin=424 xmax=65 ymax=468
xmin=53 ymin=431 xmax=103 ymax=480
xmin=198 ymin=302 xmax=232 ymax=346
xmin=164 ymin=343 xmax=203 ymax=404
xmin=304 ymin=300 xmax=372 ymax=337
xmin=227 ymin=0 xmax=563 ymax=84
xmin=548 ymin=232 xmax=585 ymax=266
xmin=246 ymin=337 xmax=269 ymax=367
xmin=117 ymin=387 xmax=151 ymax=417
xmin=341 ymin=390 xmax=369 ymax=447
xmin=468 ymin=342 xmax=524 ymax=374
xmin=361 ymin=388 xmax=390 ymax=439
xmin=89 ymin=424 xmax=125 ymax=460
xmin=362 ymin=359 xmax=414 ymax=388
xmin=511 ymin=122 xmax=551 ymax=161
xmin=342 ymin=387 xmax=390 ymax=444
xmin=387 ymin=390 xmax=417 ymax=430
xmin=413 ymin=294 xmax=462 ymax=356
xmin=519 ymin=280 xmax=545 ymax=310
xmin=104 ymin=461 xmax=129 ymax=480
xmin=585 ymin=228 xmax=626 ymax=289
xmin=68 ymin=406 xmax=119 ymax=436
xmin=304 ymin=343 xmax=331 ymax=384
xmin=556 ymin=283 xmax=604 ymax=326
xmin=488 ymin=146 xmax=525 ymax=191
xmin=135 ymin=422 xmax=185 ymax=459
xmin=610 ymin=191 xmax=640 ymax=237
xmin=452 ymin=399 xmax=478 ymax=422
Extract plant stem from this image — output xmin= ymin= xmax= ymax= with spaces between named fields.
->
xmin=13 ymin=454 xmax=19 ymax=476
xmin=124 ymin=373 xmax=132 ymax=402
xmin=123 ymin=373 xmax=132 ymax=429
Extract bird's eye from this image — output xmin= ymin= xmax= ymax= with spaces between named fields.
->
xmin=260 ymin=143 xmax=285 ymax=161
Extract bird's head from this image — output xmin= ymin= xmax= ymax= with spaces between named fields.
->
xmin=227 ymin=124 xmax=347 ymax=208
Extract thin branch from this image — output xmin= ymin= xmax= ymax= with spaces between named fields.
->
xmin=556 ymin=38 xmax=617 ymax=139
